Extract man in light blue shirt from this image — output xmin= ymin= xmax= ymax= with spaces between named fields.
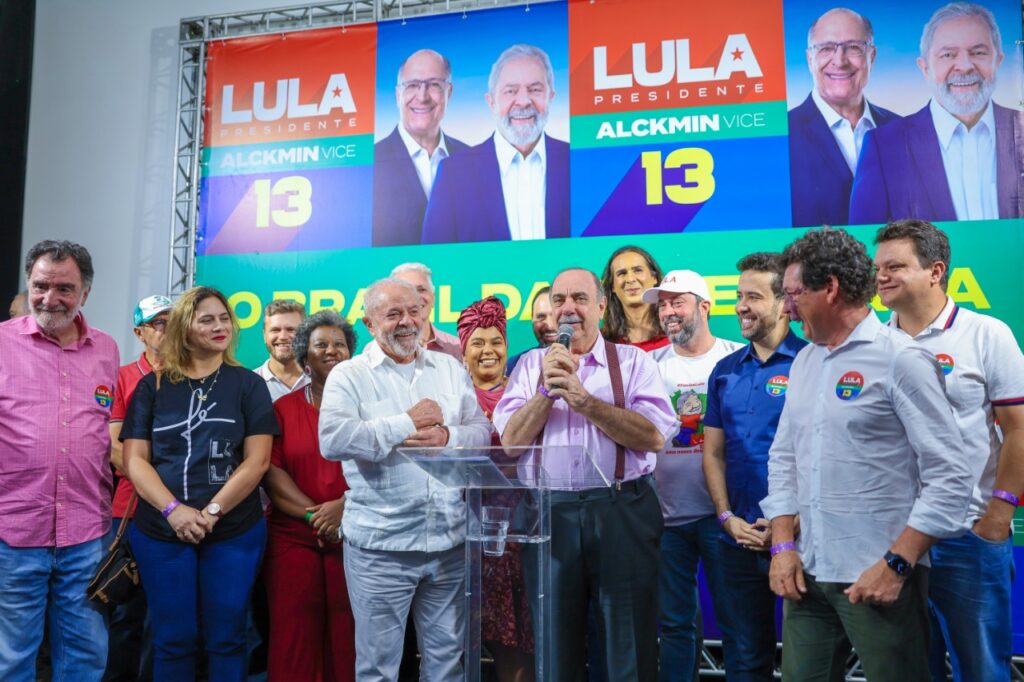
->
xmin=762 ymin=228 xmax=972 ymax=682
xmin=319 ymin=277 xmax=491 ymax=682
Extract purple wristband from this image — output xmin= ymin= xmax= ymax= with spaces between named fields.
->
xmin=162 ymin=500 xmax=181 ymax=519
xmin=993 ymin=489 xmax=1020 ymax=507
xmin=717 ymin=511 xmax=734 ymax=525
xmin=770 ymin=541 xmax=796 ymax=557
xmin=538 ymin=385 xmax=556 ymax=400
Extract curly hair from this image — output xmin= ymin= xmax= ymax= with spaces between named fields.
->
xmin=599 ymin=245 xmax=664 ymax=341
xmin=736 ymin=252 xmax=784 ymax=298
xmin=874 ymin=219 xmax=951 ymax=288
xmin=291 ymin=310 xmax=356 ymax=367
xmin=781 ymin=228 xmax=875 ymax=305
xmin=24 ymin=240 xmax=95 ymax=288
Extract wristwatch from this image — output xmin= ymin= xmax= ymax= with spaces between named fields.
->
xmin=205 ymin=503 xmax=224 ymax=518
xmin=883 ymin=550 xmax=913 ymax=578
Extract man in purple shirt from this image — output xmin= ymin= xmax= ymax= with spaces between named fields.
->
xmin=0 ymin=240 xmax=119 ymax=681
xmin=494 ymin=267 xmax=677 ymax=682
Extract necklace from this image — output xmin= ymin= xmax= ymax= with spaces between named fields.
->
xmin=187 ymin=366 xmax=221 ymax=402
xmin=305 ymin=384 xmax=320 ymax=409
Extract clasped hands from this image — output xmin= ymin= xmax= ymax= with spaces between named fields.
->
xmin=541 ymin=344 xmax=589 ymax=410
xmin=402 ymin=399 xmax=450 ymax=448
xmin=167 ymin=504 xmax=212 ymax=544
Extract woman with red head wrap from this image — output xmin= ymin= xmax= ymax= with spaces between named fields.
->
xmin=457 ymin=297 xmax=534 ymax=682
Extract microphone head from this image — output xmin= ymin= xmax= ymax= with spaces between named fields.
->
xmin=557 ymin=323 xmax=575 ymax=348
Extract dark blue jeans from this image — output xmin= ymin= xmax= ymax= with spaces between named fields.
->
xmin=103 ymin=519 xmax=153 ymax=682
xmin=130 ymin=520 xmax=266 ymax=682
xmin=717 ymin=540 xmax=778 ymax=682
xmin=928 ymin=529 xmax=1014 ymax=682
xmin=658 ymin=516 xmax=732 ymax=682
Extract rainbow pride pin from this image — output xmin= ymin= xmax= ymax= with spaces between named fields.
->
xmin=935 ymin=353 xmax=954 ymax=376
xmin=94 ymin=385 xmax=113 ymax=408
xmin=765 ymin=375 xmax=789 ymax=397
xmin=835 ymin=371 xmax=864 ymax=401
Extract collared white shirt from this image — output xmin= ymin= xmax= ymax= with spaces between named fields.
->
xmin=811 ymin=89 xmax=878 ymax=173
xmin=319 ymin=341 xmax=491 ymax=552
xmin=890 ymin=297 xmax=1024 ymax=528
xmin=397 ymin=123 xmax=450 ymax=197
xmin=929 ymin=99 xmax=998 ymax=221
xmin=255 ymin=359 xmax=310 ymax=402
xmin=493 ymin=132 xmax=547 ymax=241
xmin=762 ymin=311 xmax=972 ymax=583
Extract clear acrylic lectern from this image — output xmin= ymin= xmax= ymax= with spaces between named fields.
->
xmin=399 ymin=445 xmax=610 ymax=682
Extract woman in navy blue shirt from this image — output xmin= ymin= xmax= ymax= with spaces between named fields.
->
xmin=122 ymin=286 xmax=278 ymax=682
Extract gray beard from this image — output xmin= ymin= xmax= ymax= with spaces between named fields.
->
xmin=932 ymin=73 xmax=996 ymax=118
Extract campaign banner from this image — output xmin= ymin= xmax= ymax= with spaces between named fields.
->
xmin=568 ymin=0 xmax=792 ymax=236
xmin=198 ymin=25 xmax=377 ymax=255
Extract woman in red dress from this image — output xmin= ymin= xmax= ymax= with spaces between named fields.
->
xmin=263 ymin=310 xmax=356 ymax=682
xmin=458 ymin=297 xmax=534 ymax=682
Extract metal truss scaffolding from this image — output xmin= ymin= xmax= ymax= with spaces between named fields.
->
xmin=168 ymin=0 xmax=557 ymax=295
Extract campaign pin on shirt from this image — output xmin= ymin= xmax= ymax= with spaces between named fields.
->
xmin=765 ymin=375 xmax=789 ymax=397
xmin=935 ymin=353 xmax=955 ymax=376
xmin=835 ymin=371 xmax=864 ymax=401
xmin=94 ymin=385 xmax=113 ymax=408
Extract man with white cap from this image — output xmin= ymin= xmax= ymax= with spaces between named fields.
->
xmin=105 ymin=294 xmax=173 ymax=679
xmin=643 ymin=270 xmax=743 ymax=678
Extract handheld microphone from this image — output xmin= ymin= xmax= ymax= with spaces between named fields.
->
xmin=557 ymin=323 xmax=574 ymax=348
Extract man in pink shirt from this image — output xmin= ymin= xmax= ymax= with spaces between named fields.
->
xmin=0 ymin=240 xmax=119 ymax=681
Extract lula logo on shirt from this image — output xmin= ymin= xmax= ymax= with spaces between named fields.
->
xmin=765 ymin=375 xmax=789 ymax=397
xmin=94 ymin=385 xmax=113 ymax=408
xmin=935 ymin=353 xmax=955 ymax=376
xmin=835 ymin=371 xmax=864 ymax=401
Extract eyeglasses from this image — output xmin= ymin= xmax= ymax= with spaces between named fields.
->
xmin=809 ymin=40 xmax=872 ymax=60
xmin=145 ymin=319 xmax=168 ymax=331
xmin=782 ymin=286 xmax=809 ymax=300
xmin=398 ymin=78 xmax=450 ymax=95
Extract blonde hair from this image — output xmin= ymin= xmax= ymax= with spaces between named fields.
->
xmin=158 ymin=286 xmax=240 ymax=384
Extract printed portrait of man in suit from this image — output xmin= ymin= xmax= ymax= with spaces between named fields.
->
xmin=372 ymin=49 xmax=469 ymax=246
xmin=850 ymin=2 xmax=1022 ymax=224
xmin=421 ymin=43 xmax=570 ymax=244
xmin=788 ymin=7 xmax=900 ymax=228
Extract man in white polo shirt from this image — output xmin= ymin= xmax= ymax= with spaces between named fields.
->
xmin=762 ymin=227 xmax=972 ymax=681
xmin=874 ymin=219 xmax=1024 ymax=682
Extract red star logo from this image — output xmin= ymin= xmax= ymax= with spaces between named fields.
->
xmin=731 ymin=48 xmax=744 ymax=60
xmin=332 ymin=86 xmax=343 ymax=97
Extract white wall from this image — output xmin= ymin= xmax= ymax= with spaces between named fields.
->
xmin=23 ymin=0 xmax=282 ymax=357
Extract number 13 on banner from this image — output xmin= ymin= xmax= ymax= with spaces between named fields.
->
xmin=253 ymin=176 xmax=313 ymax=228
xmin=641 ymin=149 xmax=715 ymax=206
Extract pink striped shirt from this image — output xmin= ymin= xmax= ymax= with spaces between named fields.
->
xmin=0 ymin=313 xmax=119 ymax=547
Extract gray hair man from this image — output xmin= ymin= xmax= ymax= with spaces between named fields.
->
xmin=390 ymin=262 xmax=462 ymax=360
xmin=0 ymin=240 xmax=119 ymax=679
xmin=319 ymin=277 xmax=490 ymax=682
xmin=763 ymin=227 xmax=972 ymax=680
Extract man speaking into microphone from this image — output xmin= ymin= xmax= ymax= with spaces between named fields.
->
xmin=494 ymin=267 xmax=677 ymax=682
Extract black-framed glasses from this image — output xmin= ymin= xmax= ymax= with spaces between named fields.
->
xmin=398 ymin=78 xmax=450 ymax=95
xmin=809 ymin=40 xmax=872 ymax=60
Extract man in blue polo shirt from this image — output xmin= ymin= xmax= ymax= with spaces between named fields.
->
xmin=702 ymin=253 xmax=807 ymax=681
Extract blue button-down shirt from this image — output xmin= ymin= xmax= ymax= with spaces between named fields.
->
xmin=704 ymin=330 xmax=807 ymax=544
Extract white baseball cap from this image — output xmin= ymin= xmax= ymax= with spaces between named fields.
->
xmin=641 ymin=270 xmax=710 ymax=304
xmin=133 ymin=295 xmax=173 ymax=327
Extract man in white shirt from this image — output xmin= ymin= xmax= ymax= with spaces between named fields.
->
xmin=422 ymin=44 xmax=570 ymax=244
xmin=254 ymin=299 xmax=309 ymax=401
xmin=874 ymin=219 xmax=1024 ymax=681
xmin=788 ymin=7 xmax=900 ymax=227
xmin=390 ymin=262 xmax=461 ymax=361
xmin=319 ymin=277 xmax=491 ymax=682
xmin=762 ymin=227 xmax=972 ymax=681
xmin=850 ymin=2 xmax=1022 ymax=224
xmin=640 ymin=270 xmax=743 ymax=678
xmin=373 ymin=49 xmax=469 ymax=246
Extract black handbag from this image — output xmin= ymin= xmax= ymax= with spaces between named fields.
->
xmin=86 ymin=494 xmax=141 ymax=605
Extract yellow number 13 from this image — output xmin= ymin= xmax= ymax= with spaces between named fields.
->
xmin=253 ymin=176 xmax=313 ymax=228
xmin=641 ymin=149 xmax=715 ymax=206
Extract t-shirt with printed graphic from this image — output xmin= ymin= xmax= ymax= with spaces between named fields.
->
xmin=651 ymin=337 xmax=744 ymax=526
xmin=120 ymin=364 xmax=279 ymax=543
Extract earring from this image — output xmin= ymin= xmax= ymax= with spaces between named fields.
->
xmin=304 ymin=366 xmax=312 ymax=376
